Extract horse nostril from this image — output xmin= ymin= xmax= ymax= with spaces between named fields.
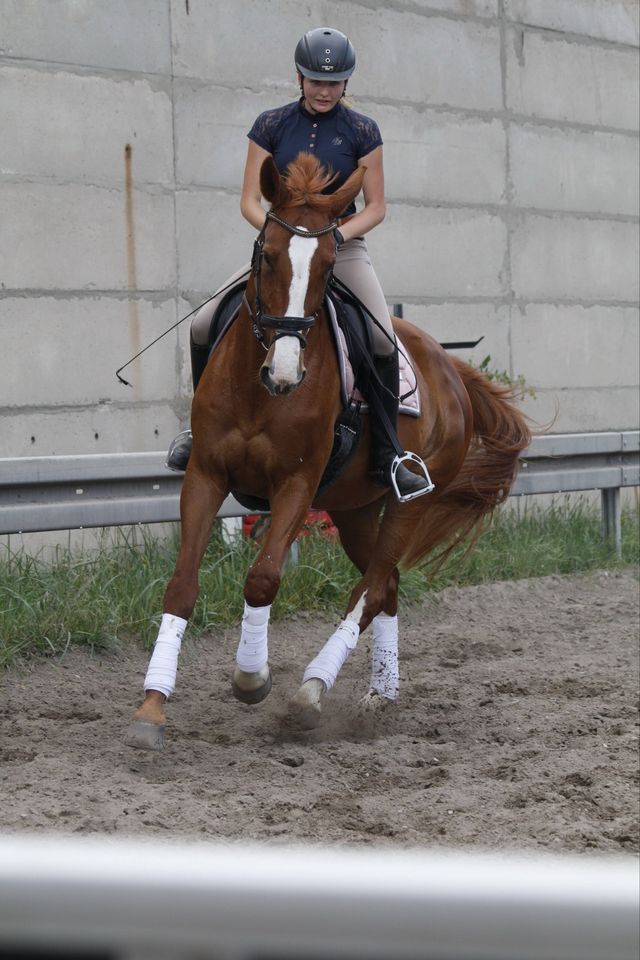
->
xmin=260 ymin=366 xmax=275 ymax=393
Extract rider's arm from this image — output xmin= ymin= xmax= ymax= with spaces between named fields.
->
xmin=240 ymin=140 xmax=270 ymax=231
xmin=337 ymin=145 xmax=386 ymax=242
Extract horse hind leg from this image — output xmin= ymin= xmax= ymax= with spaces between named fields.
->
xmin=358 ymin=607 xmax=400 ymax=716
xmin=289 ymin=501 xmax=400 ymax=726
xmin=289 ymin=594 xmax=365 ymax=728
xmin=127 ymin=466 xmax=226 ymax=751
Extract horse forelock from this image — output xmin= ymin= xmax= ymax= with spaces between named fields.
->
xmin=278 ymin=152 xmax=338 ymax=212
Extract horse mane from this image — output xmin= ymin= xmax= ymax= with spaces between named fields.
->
xmin=280 ymin=153 xmax=338 ymax=211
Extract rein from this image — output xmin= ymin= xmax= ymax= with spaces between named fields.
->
xmin=245 ymin=210 xmax=337 ymax=349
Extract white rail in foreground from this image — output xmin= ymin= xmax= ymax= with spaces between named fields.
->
xmin=0 ymin=838 xmax=637 ymax=960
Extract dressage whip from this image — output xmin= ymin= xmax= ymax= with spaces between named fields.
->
xmin=114 ymin=275 xmax=244 ymax=386
xmin=115 ymin=308 xmax=199 ymax=387
xmin=115 ymin=274 xmax=458 ymax=401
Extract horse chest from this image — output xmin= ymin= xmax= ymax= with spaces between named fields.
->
xmin=219 ymin=424 xmax=321 ymax=489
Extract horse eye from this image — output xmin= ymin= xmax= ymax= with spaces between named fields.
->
xmin=263 ymin=252 xmax=274 ymax=270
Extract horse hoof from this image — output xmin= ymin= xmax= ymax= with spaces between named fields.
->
xmin=126 ymin=720 xmax=165 ymax=752
xmin=288 ymin=679 xmax=325 ymax=729
xmin=357 ymin=690 xmax=397 ymax=716
xmin=231 ymin=665 xmax=272 ymax=705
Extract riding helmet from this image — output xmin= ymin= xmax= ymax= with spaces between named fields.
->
xmin=294 ymin=27 xmax=356 ymax=81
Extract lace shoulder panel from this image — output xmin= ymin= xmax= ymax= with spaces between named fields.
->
xmin=345 ymin=107 xmax=383 ymax=158
xmin=247 ymin=102 xmax=296 ymax=152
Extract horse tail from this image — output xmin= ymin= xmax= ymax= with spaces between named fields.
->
xmin=402 ymin=358 xmax=532 ymax=570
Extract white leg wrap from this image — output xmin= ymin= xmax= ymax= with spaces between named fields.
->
xmin=370 ymin=613 xmax=399 ymax=700
xmin=144 ymin=613 xmax=188 ymax=699
xmin=235 ymin=602 xmax=271 ymax=672
xmin=303 ymin=618 xmax=360 ymax=691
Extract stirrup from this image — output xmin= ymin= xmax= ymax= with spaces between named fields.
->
xmin=390 ymin=452 xmax=435 ymax=503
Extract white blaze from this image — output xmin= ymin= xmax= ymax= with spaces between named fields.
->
xmin=270 ymin=230 xmax=318 ymax=385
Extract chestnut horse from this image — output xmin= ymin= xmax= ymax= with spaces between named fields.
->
xmin=128 ymin=153 xmax=530 ymax=750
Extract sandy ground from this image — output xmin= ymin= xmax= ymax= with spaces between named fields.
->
xmin=0 ymin=569 xmax=638 ymax=853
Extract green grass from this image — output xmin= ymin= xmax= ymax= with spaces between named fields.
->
xmin=1 ymin=500 xmax=637 ymax=669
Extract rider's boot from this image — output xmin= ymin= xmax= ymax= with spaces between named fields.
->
xmin=369 ymin=350 xmax=434 ymax=501
xmin=166 ymin=339 xmax=210 ymax=473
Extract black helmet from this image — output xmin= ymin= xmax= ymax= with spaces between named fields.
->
xmin=294 ymin=27 xmax=356 ymax=81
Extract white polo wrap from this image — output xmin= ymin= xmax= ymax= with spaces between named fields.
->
xmin=236 ymin=602 xmax=271 ymax=672
xmin=370 ymin=612 xmax=399 ymax=700
xmin=302 ymin=618 xmax=360 ymax=691
xmin=144 ymin=613 xmax=188 ymax=699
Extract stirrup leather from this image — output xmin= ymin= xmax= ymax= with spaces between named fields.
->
xmin=390 ymin=452 xmax=435 ymax=503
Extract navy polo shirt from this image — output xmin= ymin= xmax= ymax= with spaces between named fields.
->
xmin=247 ymin=98 xmax=383 ymax=216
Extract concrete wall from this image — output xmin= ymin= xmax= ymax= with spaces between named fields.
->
xmin=0 ymin=0 xmax=638 ymax=459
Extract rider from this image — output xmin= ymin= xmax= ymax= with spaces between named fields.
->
xmin=167 ymin=27 xmax=432 ymax=500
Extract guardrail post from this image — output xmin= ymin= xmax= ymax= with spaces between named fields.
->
xmin=601 ymin=487 xmax=622 ymax=558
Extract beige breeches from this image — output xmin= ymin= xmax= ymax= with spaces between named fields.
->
xmin=191 ymin=238 xmax=395 ymax=355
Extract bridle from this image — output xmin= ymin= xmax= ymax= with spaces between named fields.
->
xmin=244 ymin=210 xmax=337 ymax=349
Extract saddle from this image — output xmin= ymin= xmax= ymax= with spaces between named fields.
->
xmin=205 ymin=279 xmax=419 ymax=511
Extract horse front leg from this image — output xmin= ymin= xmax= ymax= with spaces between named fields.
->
xmin=127 ymin=466 xmax=226 ymax=750
xmin=231 ymin=476 xmax=315 ymax=705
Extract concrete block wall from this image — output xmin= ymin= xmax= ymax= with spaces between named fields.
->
xmin=0 ymin=0 xmax=638 ymax=460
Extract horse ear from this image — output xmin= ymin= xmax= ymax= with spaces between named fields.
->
xmin=260 ymin=156 xmax=286 ymax=207
xmin=328 ymin=166 xmax=367 ymax=218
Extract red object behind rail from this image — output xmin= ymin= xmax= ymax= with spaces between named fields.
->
xmin=243 ymin=511 xmax=337 ymax=543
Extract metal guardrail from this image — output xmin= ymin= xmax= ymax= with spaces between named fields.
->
xmin=0 ymin=837 xmax=637 ymax=960
xmin=512 ymin=431 xmax=639 ymax=555
xmin=0 ymin=431 xmax=637 ymax=553
xmin=0 ymin=450 xmax=215 ymax=533
xmin=513 ymin=431 xmax=639 ymax=496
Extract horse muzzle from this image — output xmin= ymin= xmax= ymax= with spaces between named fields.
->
xmin=260 ymin=340 xmax=306 ymax=396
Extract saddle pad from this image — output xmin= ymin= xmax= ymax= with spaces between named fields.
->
xmin=325 ymin=297 xmax=420 ymax=417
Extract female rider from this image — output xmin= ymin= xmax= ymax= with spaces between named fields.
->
xmin=167 ymin=27 xmax=431 ymax=500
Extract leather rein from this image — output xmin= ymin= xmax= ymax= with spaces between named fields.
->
xmin=244 ymin=210 xmax=337 ymax=349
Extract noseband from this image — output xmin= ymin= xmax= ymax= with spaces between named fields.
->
xmin=245 ymin=210 xmax=337 ymax=349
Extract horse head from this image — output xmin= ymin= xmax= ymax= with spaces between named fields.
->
xmin=252 ymin=152 xmax=365 ymax=396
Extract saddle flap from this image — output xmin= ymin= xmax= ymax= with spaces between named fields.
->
xmin=325 ymin=296 xmax=420 ymax=418
xmin=208 ymin=286 xmax=245 ymax=354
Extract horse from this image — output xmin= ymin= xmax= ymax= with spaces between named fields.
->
xmin=128 ymin=152 xmax=531 ymax=750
